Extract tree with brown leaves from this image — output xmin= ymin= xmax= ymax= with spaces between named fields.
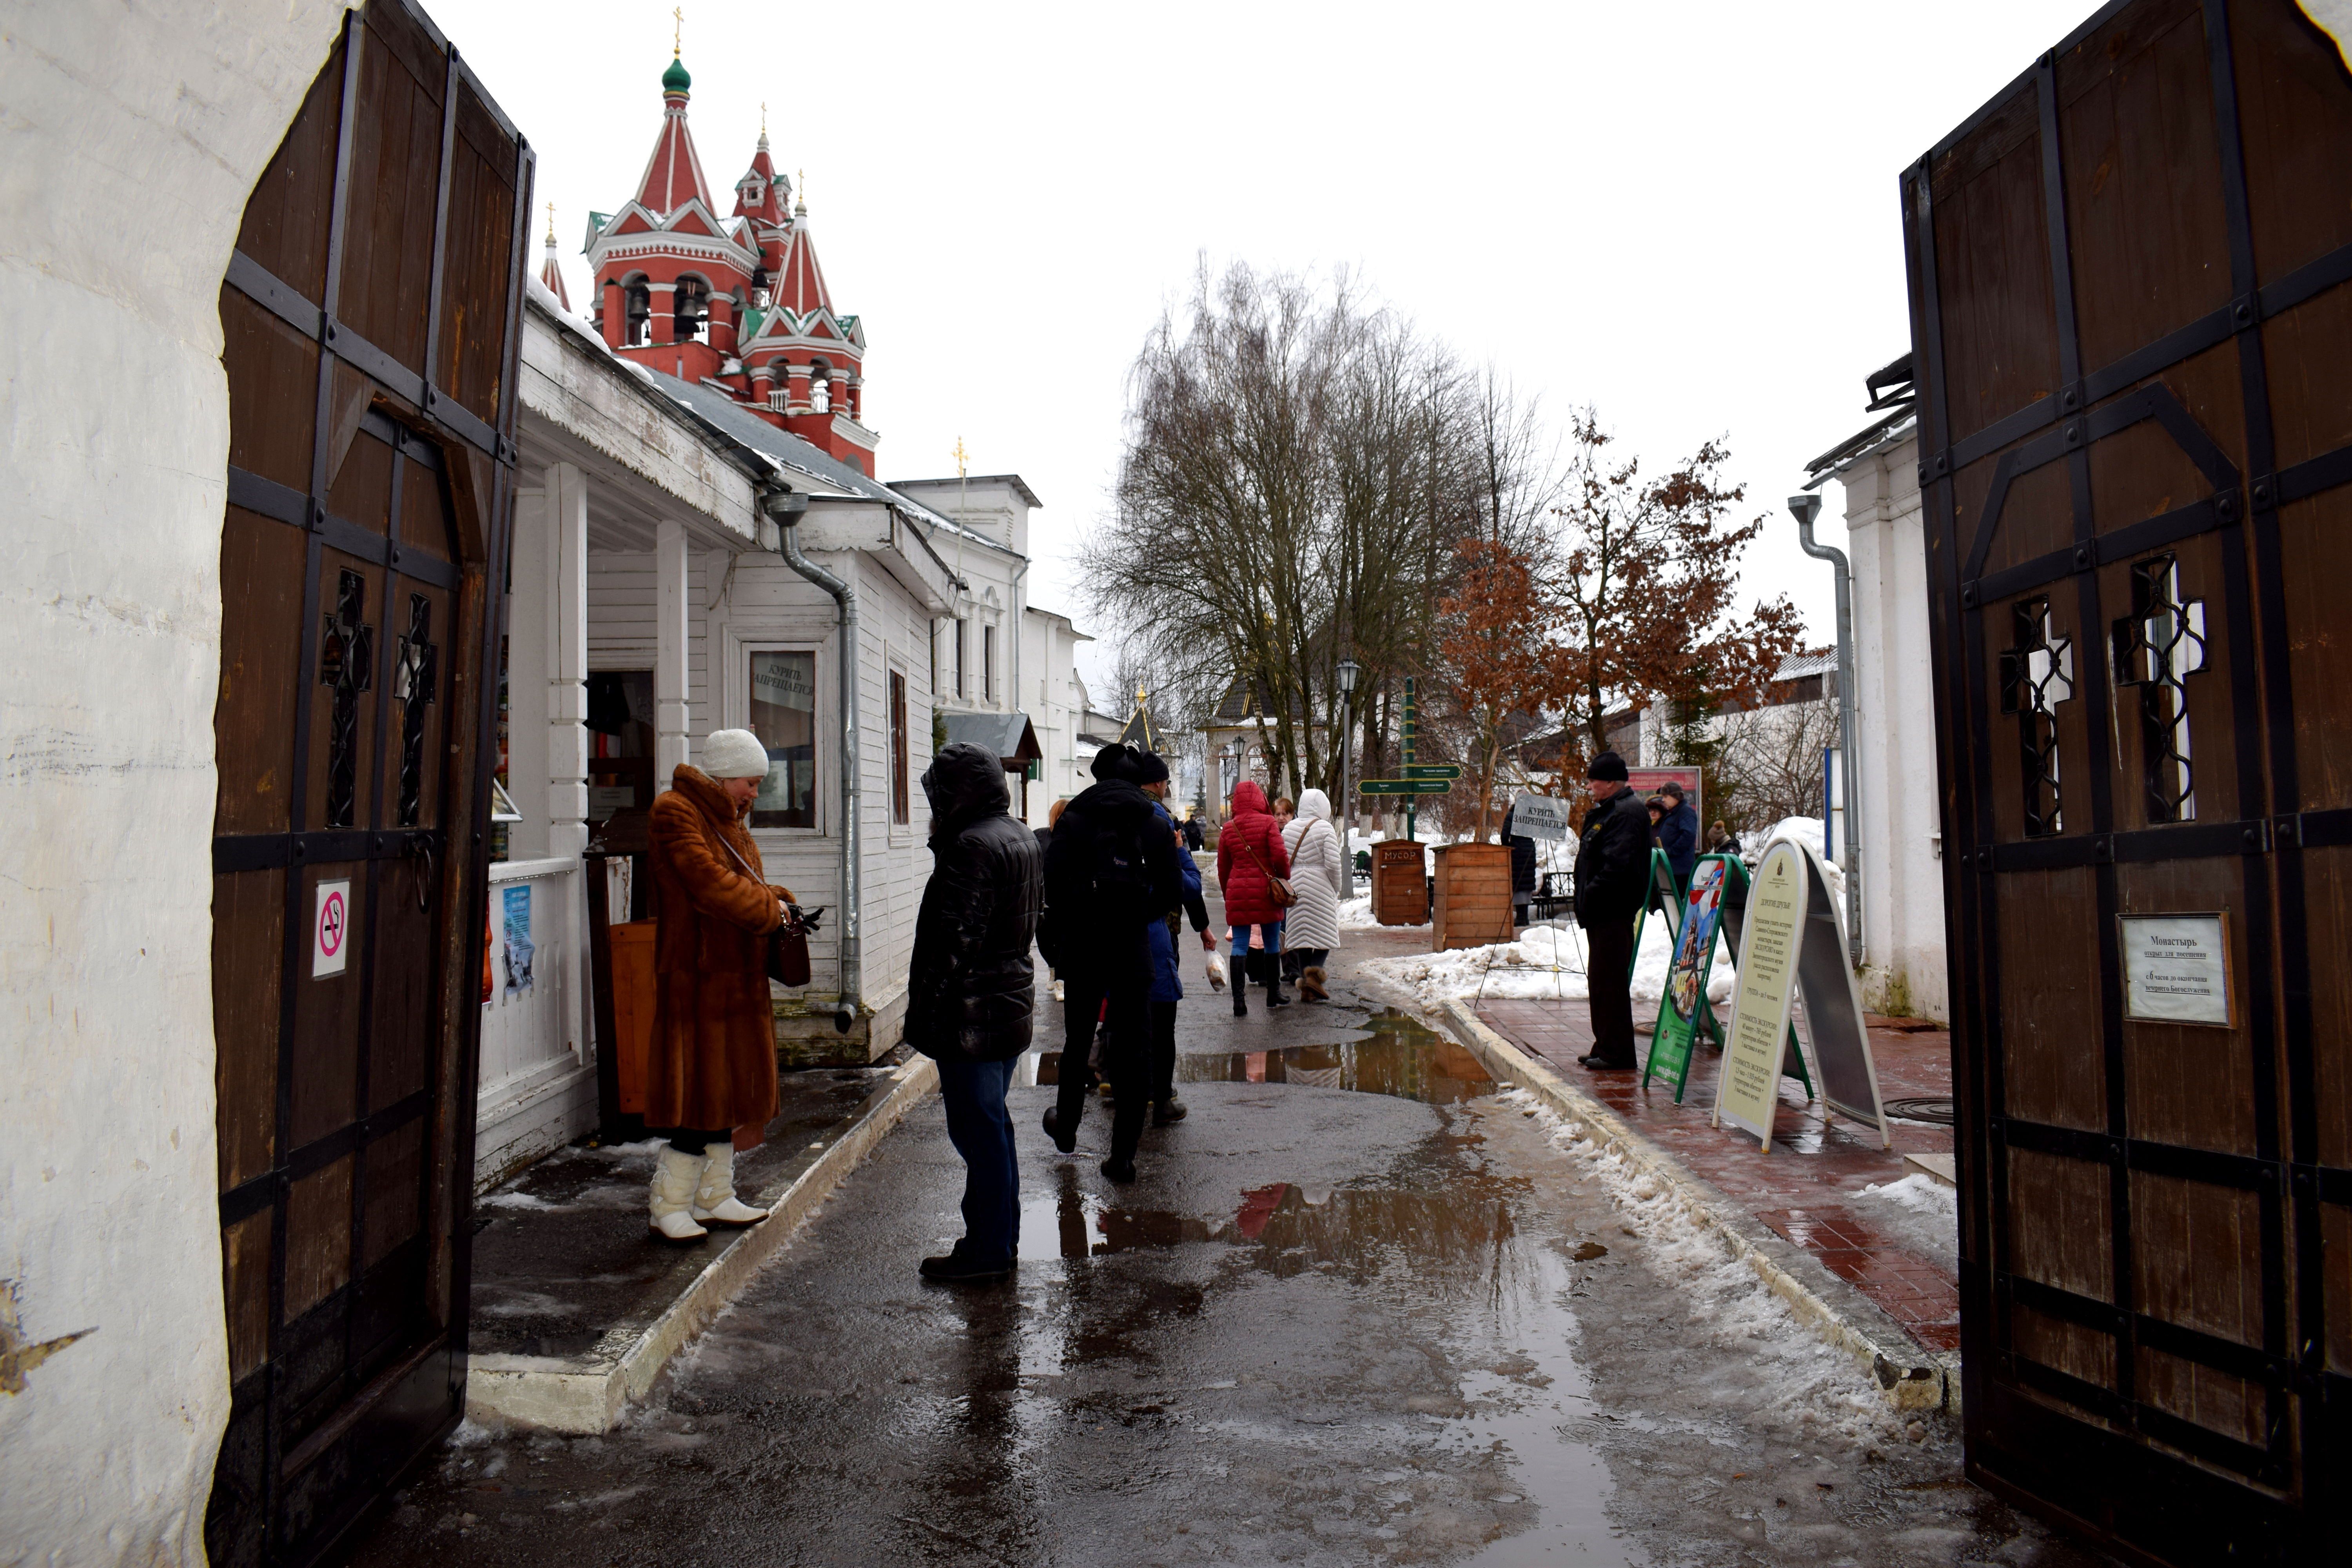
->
xmin=1546 ymin=409 xmax=1806 ymax=771
xmin=1434 ymin=535 xmax=1572 ymax=841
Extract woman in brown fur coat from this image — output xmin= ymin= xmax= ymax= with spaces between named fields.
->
xmin=643 ymin=728 xmax=796 ymax=1241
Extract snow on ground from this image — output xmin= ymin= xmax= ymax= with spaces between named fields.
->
xmin=1363 ymin=917 xmax=1738 ymax=1006
xmin=1336 ymin=894 xmax=1394 ymax=929
xmin=1498 ymin=1087 xmax=1913 ymax=1449
xmin=1851 ymin=1172 xmax=1959 ymax=1272
xmin=1759 ymin=815 xmax=1847 ymax=913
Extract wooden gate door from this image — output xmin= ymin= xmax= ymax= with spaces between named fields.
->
xmin=1907 ymin=0 xmax=2352 ymax=1559
xmin=205 ymin=2 xmax=530 ymax=1561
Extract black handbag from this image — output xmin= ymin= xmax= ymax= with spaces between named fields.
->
xmin=718 ymin=829 xmax=810 ymax=988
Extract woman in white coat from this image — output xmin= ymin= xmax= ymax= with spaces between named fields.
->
xmin=1279 ymin=788 xmax=1345 ymax=1001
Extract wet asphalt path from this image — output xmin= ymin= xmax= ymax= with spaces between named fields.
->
xmin=354 ymin=907 xmax=2113 ymax=1568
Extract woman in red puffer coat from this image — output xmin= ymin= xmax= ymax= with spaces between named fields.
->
xmin=1216 ymin=780 xmax=1292 ymax=1016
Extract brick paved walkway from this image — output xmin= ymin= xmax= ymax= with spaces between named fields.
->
xmin=1473 ymin=998 xmax=1961 ymax=1353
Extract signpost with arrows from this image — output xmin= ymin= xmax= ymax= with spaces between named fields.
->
xmin=1361 ymin=677 xmax=1451 ymax=838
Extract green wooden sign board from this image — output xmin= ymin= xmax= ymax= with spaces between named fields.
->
xmin=1402 ymin=763 xmax=1461 ymax=780
xmin=1360 ymin=778 xmax=1452 ymax=795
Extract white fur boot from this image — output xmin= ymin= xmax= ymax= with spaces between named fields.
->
xmin=648 ymin=1145 xmax=710 ymax=1241
xmin=690 ymin=1143 xmax=770 ymax=1227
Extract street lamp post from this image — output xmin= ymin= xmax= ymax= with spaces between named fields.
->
xmin=1335 ymin=657 xmax=1360 ymax=871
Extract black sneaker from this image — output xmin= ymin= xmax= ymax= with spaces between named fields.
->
xmin=1100 ymin=1156 xmax=1137 ymax=1184
xmin=1152 ymin=1096 xmax=1187 ymax=1126
xmin=1042 ymin=1106 xmax=1077 ymax=1154
xmin=920 ymin=1253 xmax=1014 ymax=1283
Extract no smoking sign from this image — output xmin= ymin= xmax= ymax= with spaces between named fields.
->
xmin=313 ymin=878 xmax=352 ymax=978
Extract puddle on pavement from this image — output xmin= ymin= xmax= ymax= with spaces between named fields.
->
xmin=1019 ymin=1175 xmax=1512 ymax=1264
xmin=1025 ymin=1008 xmax=1492 ymax=1105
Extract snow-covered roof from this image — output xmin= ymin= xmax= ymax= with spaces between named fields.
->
xmin=1773 ymin=651 xmax=1838 ymax=681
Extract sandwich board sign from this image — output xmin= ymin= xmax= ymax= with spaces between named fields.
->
xmin=1714 ymin=835 xmax=1887 ymax=1151
xmin=1643 ymin=855 xmax=1730 ymax=1101
xmin=1645 ymin=854 xmax=1812 ymax=1105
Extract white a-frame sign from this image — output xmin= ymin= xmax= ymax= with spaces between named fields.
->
xmin=1713 ymin=835 xmax=1890 ymax=1151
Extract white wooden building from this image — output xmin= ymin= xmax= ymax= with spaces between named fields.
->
xmin=481 ymin=282 xmax=980 ymax=1183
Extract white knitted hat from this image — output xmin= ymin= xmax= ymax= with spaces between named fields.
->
xmin=702 ymin=728 xmax=770 ymax=780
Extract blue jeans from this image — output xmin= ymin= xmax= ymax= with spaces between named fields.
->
xmin=936 ymin=1056 xmax=1020 ymax=1265
xmin=1230 ymin=921 xmax=1283 ymax=970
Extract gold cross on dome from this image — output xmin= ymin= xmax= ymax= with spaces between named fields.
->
xmin=761 ymin=101 xmax=768 ymax=135
xmin=545 ymin=201 xmax=555 ymax=243
xmin=673 ymin=6 xmax=683 ymax=54
xmin=953 ymin=437 xmax=970 ymax=477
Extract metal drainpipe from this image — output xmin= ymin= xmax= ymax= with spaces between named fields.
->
xmin=1789 ymin=492 xmax=1865 ymax=967
xmin=765 ymin=487 xmax=861 ymax=1033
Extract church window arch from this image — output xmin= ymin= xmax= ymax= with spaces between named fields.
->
xmin=809 ymin=355 xmax=833 ymax=414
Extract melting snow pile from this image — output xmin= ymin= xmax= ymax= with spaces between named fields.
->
xmin=1851 ymin=1173 xmax=1959 ymax=1272
xmin=1337 ymin=894 xmax=1394 ymax=929
xmin=1363 ymin=918 xmax=1735 ymax=1005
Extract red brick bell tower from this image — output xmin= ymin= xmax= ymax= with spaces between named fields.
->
xmin=583 ymin=53 xmax=878 ymax=475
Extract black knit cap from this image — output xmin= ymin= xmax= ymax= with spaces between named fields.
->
xmin=1121 ymin=749 xmax=1170 ymax=785
xmin=1586 ymin=750 xmax=1629 ymax=782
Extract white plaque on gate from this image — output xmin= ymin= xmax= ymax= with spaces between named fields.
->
xmin=2119 ymin=913 xmax=2234 ymax=1027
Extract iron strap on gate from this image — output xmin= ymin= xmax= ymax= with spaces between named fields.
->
xmin=1907 ymin=0 xmax=2352 ymax=1559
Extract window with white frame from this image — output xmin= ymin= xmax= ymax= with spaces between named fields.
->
xmin=747 ymin=648 xmax=818 ymax=829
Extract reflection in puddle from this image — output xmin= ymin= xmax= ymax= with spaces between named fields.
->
xmin=1019 ymin=1177 xmax=1511 ymax=1267
xmin=1025 ymin=1009 xmax=1492 ymax=1104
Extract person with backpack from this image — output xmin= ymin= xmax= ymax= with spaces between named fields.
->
xmin=1039 ymin=744 xmax=1187 ymax=1183
xmin=1217 ymin=780 xmax=1293 ymax=1015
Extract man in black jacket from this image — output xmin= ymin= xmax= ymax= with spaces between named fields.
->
xmin=1040 ymin=743 xmax=1187 ymax=1182
xmin=1572 ymin=751 xmax=1651 ymax=1071
xmin=905 ymin=742 xmax=1044 ymax=1282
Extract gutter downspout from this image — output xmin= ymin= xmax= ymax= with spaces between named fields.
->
xmin=765 ymin=486 xmax=862 ymax=1034
xmin=1789 ymin=493 xmax=1864 ymax=967
xmin=1009 ymin=557 xmax=1031 ymax=712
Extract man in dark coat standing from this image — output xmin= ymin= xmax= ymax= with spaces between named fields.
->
xmin=1041 ymin=744 xmax=1187 ymax=1182
xmin=905 ymin=742 xmax=1044 ymax=1282
xmin=1655 ymin=779 xmax=1699 ymax=891
xmin=1572 ymin=751 xmax=1652 ymax=1071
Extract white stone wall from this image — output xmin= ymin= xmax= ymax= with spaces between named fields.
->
xmin=1840 ymin=434 xmax=1949 ymax=1022
xmin=0 ymin=4 xmax=347 ymax=1562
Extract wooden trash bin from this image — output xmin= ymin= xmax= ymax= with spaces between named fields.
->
xmin=607 ymin=919 xmax=659 ymax=1114
xmin=1432 ymin=842 xmax=1514 ymax=951
xmin=1370 ymin=840 xmax=1428 ymax=926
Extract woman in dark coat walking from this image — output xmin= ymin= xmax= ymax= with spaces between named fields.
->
xmin=905 ymin=742 xmax=1044 ymax=1281
xmin=1216 ymin=780 xmax=1292 ymax=1014
xmin=644 ymin=732 xmax=796 ymax=1241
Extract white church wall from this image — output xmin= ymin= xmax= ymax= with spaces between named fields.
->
xmin=0 ymin=4 xmax=349 ymax=1563
xmin=1840 ymin=433 xmax=1949 ymax=1022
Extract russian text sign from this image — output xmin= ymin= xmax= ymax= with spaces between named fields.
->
xmin=1360 ymin=778 xmax=1452 ymax=795
xmin=1717 ymin=842 xmax=1802 ymax=1147
xmin=1508 ymin=793 xmax=1571 ymax=841
xmin=2119 ymin=913 xmax=2234 ymax=1027
xmin=1403 ymin=763 xmax=1462 ymax=780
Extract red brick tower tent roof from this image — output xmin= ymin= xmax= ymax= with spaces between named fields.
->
xmin=584 ymin=53 xmax=878 ymax=475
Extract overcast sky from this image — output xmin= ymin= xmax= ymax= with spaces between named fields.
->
xmin=428 ymin=0 xmax=2086 ymax=695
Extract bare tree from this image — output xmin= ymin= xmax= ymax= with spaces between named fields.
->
xmin=1085 ymin=261 xmax=1476 ymax=806
xmin=1710 ymin=695 xmax=1840 ymax=830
